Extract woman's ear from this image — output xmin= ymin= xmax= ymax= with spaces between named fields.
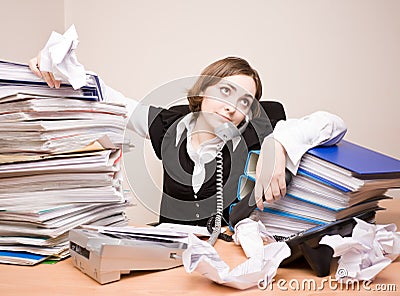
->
xmin=200 ymin=96 xmax=205 ymax=106
xmin=247 ymin=108 xmax=253 ymax=120
xmin=237 ymin=115 xmax=250 ymax=133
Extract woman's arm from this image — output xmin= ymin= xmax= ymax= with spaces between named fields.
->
xmin=273 ymin=111 xmax=347 ymax=174
xmin=97 ymin=78 xmax=150 ymax=138
xmin=255 ymin=111 xmax=347 ymax=209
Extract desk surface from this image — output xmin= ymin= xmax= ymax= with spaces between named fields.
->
xmin=1 ymin=199 xmax=399 ymax=296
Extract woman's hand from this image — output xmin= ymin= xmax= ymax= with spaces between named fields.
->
xmin=254 ymin=137 xmax=287 ymax=210
xmin=28 ymin=53 xmax=61 ymax=88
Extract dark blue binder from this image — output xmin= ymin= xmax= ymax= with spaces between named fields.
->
xmin=307 ymin=140 xmax=400 ymax=179
xmin=0 ymin=60 xmax=104 ymax=101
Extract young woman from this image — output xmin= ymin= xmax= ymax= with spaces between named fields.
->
xmin=29 ymin=55 xmax=346 ymax=226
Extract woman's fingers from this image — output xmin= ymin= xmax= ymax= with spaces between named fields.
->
xmin=278 ymin=173 xmax=287 ymax=197
xmin=255 ymin=190 xmax=265 ymax=211
xmin=53 ymin=76 xmax=61 ymax=88
xmin=28 ymin=57 xmax=42 ymax=78
xmin=39 ymin=69 xmax=61 ymax=88
xmin=28 ymin=53 xmax=61 ymax=88
xmin=254 ymin=180 xmax=265 ymax=210
xmin=269 ymin=179 xmax=282 ymax=201
xmin=41 ymin=71 xmax=55 ymax=88
xmin=255 ymin=172 xmax=287 ymax=210
xmin=43 ymin=71 xmax=61 ymax=89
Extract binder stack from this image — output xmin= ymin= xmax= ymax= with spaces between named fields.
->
xmin=237 ymin=141 xmax=400 ymax=239
xmin=0 ymin=61 xmax=131 ymax=265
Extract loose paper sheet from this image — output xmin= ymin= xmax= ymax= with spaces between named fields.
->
xmin=182 ymin=234 xmax=290 ymax=290
xmin=232 ymin=218 xmax=277 ymax=258
xmin=320 ymin=218 xmax=400 ymax=281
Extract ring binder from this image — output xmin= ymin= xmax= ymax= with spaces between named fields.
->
xmin=230 ymin=141 xmax=400 ymax=276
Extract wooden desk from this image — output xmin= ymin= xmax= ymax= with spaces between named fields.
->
xmin=1 ymin=199 xmax=399 ymax=296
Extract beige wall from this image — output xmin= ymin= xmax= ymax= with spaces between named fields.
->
xmin=1 ymin=0 xmax=399 ymax=222
xmin=63 ymin=0 xmax=399 ymax=158
xmin=0 ymin=0 xmax=65 ymax=62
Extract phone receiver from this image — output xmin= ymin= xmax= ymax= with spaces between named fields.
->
xmin=229 ymin=169 xmax=293 ymax=228
xmin=214 ymin=115 xmax=249 ymax=142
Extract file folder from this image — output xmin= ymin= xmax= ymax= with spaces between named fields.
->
xmin=307 ymin=140 xmax=400 ymax=179
xmin=0 ymin=60 xmax=104 ymax=101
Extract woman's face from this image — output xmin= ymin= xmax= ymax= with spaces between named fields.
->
xmin=200 ymin=75 xmax=256 ymax=128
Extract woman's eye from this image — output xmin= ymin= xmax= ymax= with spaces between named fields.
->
xmin=220 ymin=87 xmax=230 ymax=96
xmin=239 ymin=98 xmax=250 ymax=107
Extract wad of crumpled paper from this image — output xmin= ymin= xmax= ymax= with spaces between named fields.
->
xmin=39 ymin=24 xmax=86 ymax=89
xmin=320 ymin=218 xmax=400 ymax=281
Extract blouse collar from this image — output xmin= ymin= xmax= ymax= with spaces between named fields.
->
xmin=175 ymin=113 xmax=242 ymax=193
xmin=175 ymin=113 xmax=241 ymax=151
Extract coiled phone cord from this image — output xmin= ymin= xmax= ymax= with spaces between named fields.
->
xmin=207 ymin=151 xmax=224 ymax=246
xmin=207 ymin=151 xmax=233 ymax=244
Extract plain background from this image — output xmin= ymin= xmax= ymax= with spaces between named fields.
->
xmin=1 ymin=0 xmax=399 ymax=223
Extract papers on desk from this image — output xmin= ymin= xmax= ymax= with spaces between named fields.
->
xmin=156 ymin=222 xmax=226 ymax=237
xmin=0 ymin=251 xmax=49 ymax=265
xmin=320 ymin=218 xmax=400 ymax=281
xmin=0 ymin=58 xmax=130 ymax=265
xmin=89 ymin=225 xmax=190 ymax=239
xmin=183 ymin=234 xmax=291 ymax=290
xmin=0 ymin=146 xmax=130 ymax=265
xmin=82 ymin=223 xmax=223 ymax=244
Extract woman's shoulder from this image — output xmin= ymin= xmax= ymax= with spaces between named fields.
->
xmin=242 ymin=116 xmax=273 ymax=150
xmin=148 ymin=106 xmax=187 ymax=159
xmin=148 ymin=105 xmax=188 ymax=128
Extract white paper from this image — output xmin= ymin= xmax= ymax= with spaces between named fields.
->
xmin=320 ymin=218 xmax=400 ymax=281
xmin=79 ymin=225 xmax=190 ymax=244
xmin=40 ymin=25 xmax=86 ymax=89
xmin=232 ymin=218 xmax=276 ymax=258
xmin=182 ymin=234 xmax=291 ymax=290
xmin=97 ymin=225 xmax=189 ymax=238
xmin=156 ymin=223 xmax=226 ymax=237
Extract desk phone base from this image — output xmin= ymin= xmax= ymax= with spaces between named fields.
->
xmin=69 ymin=228 xmax=187 ymax=284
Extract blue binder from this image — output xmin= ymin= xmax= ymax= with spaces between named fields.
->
xmin=307 ymin=140 xmax=400 ymax=179
xmin=0 ymin=60 xmax=104 ymax=101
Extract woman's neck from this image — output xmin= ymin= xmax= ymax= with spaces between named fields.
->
xmin=191 ymin=116 xmax=216 ymax=150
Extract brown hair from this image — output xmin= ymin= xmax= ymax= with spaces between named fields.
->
xmin=187 ymin=57 xmax=262 ymax=113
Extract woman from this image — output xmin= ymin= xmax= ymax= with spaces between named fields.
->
xmin=29 ymin=55 xmax=346 ymax=226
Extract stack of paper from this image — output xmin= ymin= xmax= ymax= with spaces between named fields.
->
xmin=0 ymin=95 xmax=126 ymax=153
xmin=0 ymin=60 xmax=104 ymax=99
xmin=0 ymin=60 xmax=130 ymax=265
xmin=237 ymin=141 xmax=400 ymax=238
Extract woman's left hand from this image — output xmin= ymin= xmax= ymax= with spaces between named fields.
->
xmin=254 ymin=137 xmax=287 ymax=210
xmin=29 ymin=53 xmax=61 ymax=88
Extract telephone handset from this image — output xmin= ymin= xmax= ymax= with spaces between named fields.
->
xmin=214 ymin=115 xmax=249 ymax=143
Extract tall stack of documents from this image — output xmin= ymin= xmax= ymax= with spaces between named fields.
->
xmin=237 ymin=141 xmax=400 ymax=238
xmin=0 ymin=60 xmax=130 ymax=265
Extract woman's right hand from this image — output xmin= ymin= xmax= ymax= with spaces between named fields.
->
xmin=28 ymin=53 xmax=61 ymax=88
